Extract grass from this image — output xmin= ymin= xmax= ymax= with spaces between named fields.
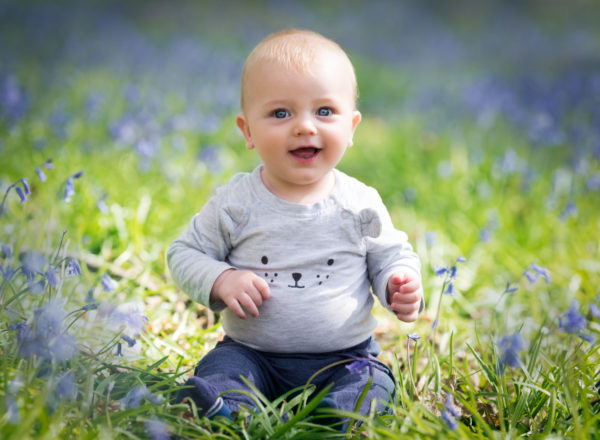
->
xmin=2 ymin=2 xmax=600 ymax=439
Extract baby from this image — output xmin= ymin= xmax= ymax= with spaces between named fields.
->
xmin=168 ymin=29 xmax=423 ymax=425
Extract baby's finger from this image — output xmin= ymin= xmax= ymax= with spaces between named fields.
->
xmin=399 ymin=279 xmax=420 ymax=294
xmin=238 ymin=292 xmax=261 ymax=318
xmin=391 ymin=300 xmax=420 ymax=315
xmin=253 ymin=277 xmax=271 ymax=301
xmin=225 ymin=297 xmax=247 ymax=320
xmin=392 ymin=291 xmax=421 ymax=304
xmin=396 ymin=310 xmax=419 ymax=323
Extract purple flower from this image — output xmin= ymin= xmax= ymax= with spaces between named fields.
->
xmin=65 ymin=258 xmax=82 ymax=277
xmin=122 ymin=335 xmax=137 ymax=347
xmin=15 ymin=185 xmax=28 ymax=202
xmin=121 ymin=386 xmax=148 ymax=409
xmin=1 ymin=243 xmax=12 ymax=259
xmin=346 ymin=358 xmax=371 ymax=375
xmin=101 ymin=274 xmax=117 ymax=292
xmin=64 ymin=177 xmax=75 ymax=202
xmin=48 ymin=333 xmax=78 ymax=362
xmin=523 ymin=264 xmax=551 ymax=284
xmin=109 ymin=304 xmax=148 ymax=336
xmin=45 ymin=265 xmax=59 ymax=287
xmin=445 ymin=282 xmax=455 ymax=296
xmin=35 ymin=167 xmax=47 ymax=182
xmin=590 ymin=302 xmax=600 ymax=320
xmin=442 ymin=393 xmax=460 ymax=430
xmin=20 ymin=178 xmax=30 ymax=196
xmin=504 ymin=281 xmax=519 ymax=294
xmin=498 ymin=332 xmax=525 ymax=370
xmin=21 ymin=251 xmax=46 ymax=277
xmin=559 ymin=300 xmax=587 ymax=334
xmin=120 ymin=386 xmax=162 ymax=409
xmin=434 ymin=267 xmax=447 ymax=276
xmin=146 ymin=418 xmax=171 ymax=440
xmin=407 ymin=333 xmax=421 ymax=341
xmin=34 ymin=299 xmax=66 ymax=337
xmin=55 ymin=372 xmax=77 ymax=401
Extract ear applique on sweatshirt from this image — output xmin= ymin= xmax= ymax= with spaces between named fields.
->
xmin=260 ymin=255 xmax=335 ymax=290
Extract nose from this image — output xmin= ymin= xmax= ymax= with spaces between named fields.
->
xmin=292 ymin=273 xmax=302 ymax=282
xmin=293 ymin=114 xmax=317 ymax=136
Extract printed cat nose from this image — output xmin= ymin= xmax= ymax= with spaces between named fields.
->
xmin=292 ymin=273 xmax=302 ymax=282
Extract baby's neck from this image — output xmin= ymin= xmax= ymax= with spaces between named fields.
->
xmin=261 ymin=169 xmax=336 ymax=205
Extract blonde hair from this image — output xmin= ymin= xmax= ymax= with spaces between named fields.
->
xmin=240 ymin=29 xmax=358 ymax=110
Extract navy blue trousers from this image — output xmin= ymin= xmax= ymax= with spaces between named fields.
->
xmin=191 ymin=336 xmax=396 ymax=422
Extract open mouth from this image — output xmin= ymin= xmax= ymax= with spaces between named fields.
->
xmin=290 ymin=147 xmax=320 ymax=160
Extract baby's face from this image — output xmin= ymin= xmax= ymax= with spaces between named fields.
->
xmin=236 ymin=48 xmax=361 ymax=201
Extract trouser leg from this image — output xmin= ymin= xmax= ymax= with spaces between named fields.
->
xmin=180 ymin=338 xmax=275 ymax=414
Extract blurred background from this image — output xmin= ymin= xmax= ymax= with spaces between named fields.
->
xmin=2 ymin=0 xmax=600 ymax=335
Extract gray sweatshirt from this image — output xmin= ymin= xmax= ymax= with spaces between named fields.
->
xmin=167 ymin=166 xmax=421 ymax=353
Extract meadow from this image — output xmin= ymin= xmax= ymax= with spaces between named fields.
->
xmin=1 ymin=1 xmax=599 ymax=438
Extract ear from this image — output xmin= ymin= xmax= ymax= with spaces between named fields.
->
xmin=348 ymin=110 xmax=362 ymax=147
xmin=236 ymin=113 xmax=254 ymax=150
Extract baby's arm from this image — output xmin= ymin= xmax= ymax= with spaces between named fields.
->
xmin=386 ymin=271 xmax=423 ymax=322
xmin=211 ymin=269 xmax=270 ymax=319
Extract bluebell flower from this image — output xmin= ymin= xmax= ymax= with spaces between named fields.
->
xmin=65 ymin=258 xmax=82 ymax=277
xmin=20 ymin=178 xmax=30 ymax=196
xmin=146 ymin=418 xmax=171 ymax=440
xmin=42 ymin=159 xmax=54 ymax=170
xmin=122 ymin=335 xmax=137 ymax=347
xmin=45 ymin=265 xmax=59 ymax=287
xmin=425 ymin=231 xmax=437 ymax=248
xmin=345 ymin=357 xmax=387 ymax=377
xmin=15 ymin=185 xmax=28 ymax=203
xmin=434 ymin=267 xmax=447 ymax=276
xmin=49 ymin=333 xmax=78 ymax=362
xmin=121 ymin=386 xmax=148 ymax=409
xmin=55 ymin=371 xmax=77 ymax=401
xmin=445 ymin=282 xmax=455 ymax=296
xmin=407 ymin=333 xmax=421 ymax=341
xmin=504 ymin=281 xmax=519 ymax=294
xmin=64 ymin=177 xmax=75 ymax=202
xmin=109 ymin=304 xmax=148 ymax=336
xmin=115 ymin=342 xmax=123 ymax=357
xmin=559 ymin=200 xmax=577 ymax=221
xmin=590 ymin=302 xmax=600 ymax=320
xmin=523 ymin=263 xmax=551 ymax=284
xmin=1 ymin=243 xmax=12 ymax=259
xmin=559 ymin=300 xmax=587 ymax=334
xmin=346 ymin=358 xmax=371 ymax=375
xmin=442 ymin=393 xmax=460 ymax=430
xmin=579 ymin=333 xmax=595 ymax=344
xmin=28 ymin=279 xmax=45 ymax=294
xmin=22 ymin=250 xmax=46 ymax=278
xmin=6 ymin=396 xmax=19 ymax=424
xmin=595 ymin=379 xmax=600 ymax=396
xmin=35 ymin=167 xmax=47 ymax=182
xmin=35 ymin=299 xmax=66 ymax=337
xmin=97 ymin=198 xmax=109 ymax=214
xmin=497 ymin=332 xmax=525 ymax=371
xmin=101 ymin=274 xmax=117 ymax=292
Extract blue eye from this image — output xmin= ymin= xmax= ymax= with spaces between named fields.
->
xmin=317 ymin=107 xmax=332 ymax=117
xmin=273 ymin=109 xmax=289 ymax=118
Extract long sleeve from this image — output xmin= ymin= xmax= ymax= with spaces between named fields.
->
xmin=166 ymin=195 xmax=236 ymax=309
xmin=365 ymin=190 xmax=422 ymax=313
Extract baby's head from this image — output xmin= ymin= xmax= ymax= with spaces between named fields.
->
xmin=240 ymin=29 xmax=358 ymax=112
xmin=236 ymin=29 xmax=362 ymax=202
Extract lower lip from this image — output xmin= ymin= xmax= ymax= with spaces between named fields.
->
xmin=290 ymin=149 xmax=320 ymax=164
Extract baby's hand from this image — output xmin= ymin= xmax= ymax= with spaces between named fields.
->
xmin=211 ymin=269 xmax=270 ymax=319
xmin=387 ymin=271 xmax=422 ymax=322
